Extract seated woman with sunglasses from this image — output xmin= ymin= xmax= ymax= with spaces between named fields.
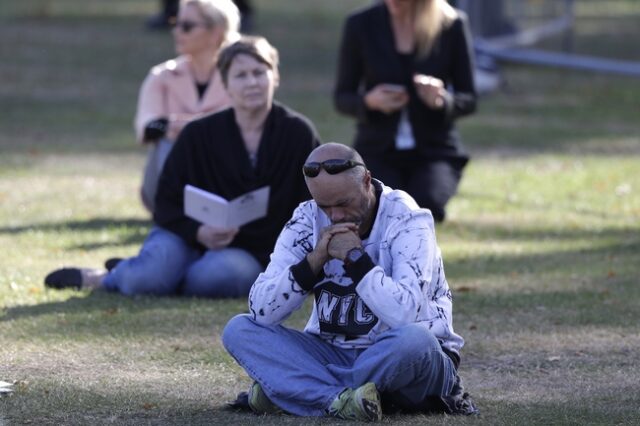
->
xmin=45 ymin=36 xmax=321 ymax=298
xmin=136 ymin=0 xmax=240 ymax=213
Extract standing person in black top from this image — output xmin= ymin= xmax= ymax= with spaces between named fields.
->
xmin=44 ymin=36 xmax=320 ymax=298
xmin=334 ymin=0 xmax=476 ymax=222
xmin=146 ymin=0 xmax=179 ymax=30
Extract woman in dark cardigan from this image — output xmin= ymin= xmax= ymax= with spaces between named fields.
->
xmin=45 ymin=36 xmax=320 ymax=297
xmin=334 ymin=0 xmax=476 ymax=222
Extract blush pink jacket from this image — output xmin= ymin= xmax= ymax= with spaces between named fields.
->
xmin=134 ymin=55 xmax=231 ymax=144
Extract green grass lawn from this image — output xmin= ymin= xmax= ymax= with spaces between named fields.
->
xmin=1 ymin=1 xmax=640 ymax=424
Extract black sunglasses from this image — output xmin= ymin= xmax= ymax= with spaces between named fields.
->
xmin=302 ymin=159 xmax=366 ymax=178
xmin=172 ymin=20 xmax=209 ymax=33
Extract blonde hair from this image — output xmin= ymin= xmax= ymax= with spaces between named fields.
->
xmin=414 ymin=0 xmax=458 ymax=57
xmin=181 ymin=0 xmax=241 ymax=44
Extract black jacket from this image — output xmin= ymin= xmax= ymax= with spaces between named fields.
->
xmin=334 ymin=3 xmax=476 ymax=163
xmin=154 ymin=102 xmax=321 ymax=267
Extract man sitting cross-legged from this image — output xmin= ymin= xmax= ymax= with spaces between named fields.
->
xmin=223 ymin=142 xmax=476 ymax=421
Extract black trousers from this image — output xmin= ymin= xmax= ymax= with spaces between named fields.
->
xmin=162 ymin=0 xmax=178 ymax=19
xmin=363 ymin=150 xmax=464 ymax=222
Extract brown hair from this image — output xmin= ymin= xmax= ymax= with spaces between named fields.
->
xmin=217 ymin=36 xmax=279 ymax=86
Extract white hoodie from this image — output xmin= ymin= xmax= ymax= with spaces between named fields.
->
xmin=248 ymin=181 xmax=464 ymax=356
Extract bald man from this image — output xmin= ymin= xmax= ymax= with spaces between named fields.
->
xmin=223 ymin=143 xmax=470 ymax=421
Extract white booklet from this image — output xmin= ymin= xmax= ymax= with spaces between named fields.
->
xmin=184 ymin=185 xmax=270 ymax=228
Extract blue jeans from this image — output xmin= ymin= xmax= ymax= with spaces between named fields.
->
xmin=103 ymin=227 xmax=262 ymax=297
xmin=222 ymin=314 xmax=457 ymax=417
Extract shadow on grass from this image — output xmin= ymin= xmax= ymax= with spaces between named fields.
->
xmin=444 ymin=218 xmax=640 ymax=242
xmin=2 ymin=221 xmax=637 ymax=330
xmin=455 ymin=188 xmax=637 ymax=222
xmin=3 ymin=385 xmax=639 ymax=425
xmin=0 ymin=395 xmax=344 ymax=426
xmin=0 ymin=291 xmax=248 ymax=335
xmin=471 ymin=397 xmax=640 ymax=426
xmin=2 ymin=277 xmax=637 ymax=344
xmin=445 ymin=238 xmax=639 ymax=277
xmin=0 ymin=217 xmax=150 ymax=235
xmin=0 ymin=292 xmax=315 ymax=341
xmin=0 ymin=217 xmax=150 ymax=249
xmin=441 ymin=218 xmax=640 ymax=283
xmin=455 ymin=286 xmax=640 ymax=330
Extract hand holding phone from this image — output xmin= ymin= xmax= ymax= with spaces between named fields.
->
xmin=413 ymin=74 xmax=446 ymax=110
xmin=380 ymin=84 xmax=407 ymax=95
xmin=365 ymin=83 xmax=409 ymax=114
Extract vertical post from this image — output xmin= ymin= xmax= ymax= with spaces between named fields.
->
xmin=562 ymin=0 xmax=575 ymax=53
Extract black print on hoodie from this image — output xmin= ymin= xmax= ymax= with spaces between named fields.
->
xmin=314 ymin=280 xmax=379 ymax=337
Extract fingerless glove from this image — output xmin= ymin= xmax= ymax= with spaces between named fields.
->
xmin=143 ymin=118 xmax=169 ymax=142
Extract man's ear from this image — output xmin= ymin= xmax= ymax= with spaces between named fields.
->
xmin=363 ymin=169 xmax=372 ymax=187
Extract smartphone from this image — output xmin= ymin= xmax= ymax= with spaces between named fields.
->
xmin=381 ymin=84 xmax=406 ymax=94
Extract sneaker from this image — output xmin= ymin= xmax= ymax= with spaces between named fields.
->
xmin=44 ymin=267 xmax=106 ymax=290
xmin=328 ymin=382 xmax=382 ymax=421
xmin=247 ymin=382 xmax=282 ymax=415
